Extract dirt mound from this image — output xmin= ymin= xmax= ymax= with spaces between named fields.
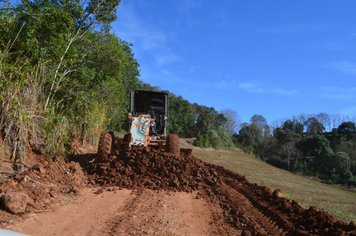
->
xmin=84 ymin=146 xmax=356 ymax=235
xmin=0 ymin=158 xmax=87 ymax=224
xmin=85 ymin=146 xmax=222 ymax=192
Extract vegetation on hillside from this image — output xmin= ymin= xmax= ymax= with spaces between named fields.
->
xmin=234 ymin=113 xmax=356 ymax=187
xmin=0 ymin=0 xmax=140 ymax=159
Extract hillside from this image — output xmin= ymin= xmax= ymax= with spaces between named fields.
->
xmin=189 ymin=144 xmax=356 ymax=223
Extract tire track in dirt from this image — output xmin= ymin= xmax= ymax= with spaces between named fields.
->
xmin=107 ymin=188 xmax=216 ymax=235
xmin=215 ymin=184 xmax=283 ymax=235
xmin=212 ymin=180 xmax=292 ymax=235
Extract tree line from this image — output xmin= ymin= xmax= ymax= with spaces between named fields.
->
xmin=233 ymin=113 xmax=356 ymax=187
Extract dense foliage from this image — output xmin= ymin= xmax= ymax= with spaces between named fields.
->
xmin=0 ymin=0 xmax=140 ymax=158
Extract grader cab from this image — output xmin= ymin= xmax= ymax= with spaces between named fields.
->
xmin=97 ymin=90 xmax=183 ymax=160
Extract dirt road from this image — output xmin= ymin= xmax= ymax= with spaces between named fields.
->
xmin=7 ymin=188 xmax=216 ymax=236
xmin=6 ymin=177 xmax=356 ymax=235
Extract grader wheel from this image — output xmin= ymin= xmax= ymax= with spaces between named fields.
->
xmin=165 ymin=134 xmax=180 ymax=156
xmin=97 ymin=131 xmax=114 ymax=160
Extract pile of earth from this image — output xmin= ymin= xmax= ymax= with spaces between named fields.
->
xmin=85 ymin=146 xmax=222 ymax=191
xmin=0 ymin=158 xmax=87 ymax=223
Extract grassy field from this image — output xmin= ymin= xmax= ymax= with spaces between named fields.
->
xmin=188 ymin=146 xmax=356 ymax=223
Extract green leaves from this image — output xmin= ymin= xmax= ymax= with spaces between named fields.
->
xmin=0 ymin=0 xmax=142 ymax=159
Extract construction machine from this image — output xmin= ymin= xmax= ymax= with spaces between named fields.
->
xmin=97 ymin=90 xmax=184 ymax=160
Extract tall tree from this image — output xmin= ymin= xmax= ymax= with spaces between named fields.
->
xmin=238 ymin=122 xmax=262 ymax=148
xmin=316 ymin=113 xmax=331 ymax=131
xmin=220 ymin=108 xmax=242 ymax=135
xmin=194 ymin=105 xmax=225 ymax=135
xmin=167 ymin=94 xmax=195 ymax=138
xmin=297 ymin=134 xmax=334 ymax=174
xmin=279 ymin=142 xmax=302 ymax=171
xmin=281 ymin=119 xmax=304 ymax=135
xmin=251 ymin=114 xmax=270 ymax=136
xmin=305 ymin=117 xmax=325 ymax=135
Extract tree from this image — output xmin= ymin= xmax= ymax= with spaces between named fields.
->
xmin=279 ymin=142 xmax=302 ymax=170
xmin=238 ymin=122 xmax=262 ymax=148
xmin=194 ymin=133 xmax=203 ymax=147
xmin=331 ymin=152 xmax=354 ymax=184
xmin=167 ymin=94 xmax=195 ymax=138
xmin=316 ymin=113 xmax=331 ymax=131
xmin=220 ymin=108 xmax=242 ymax=135
xmin=275 ymin=128 xmax=302 ymax=145
xmin=34 ymin=0 xmax=123 ymax=110
xmin=297 ymin=135 xmax=334 ymax=174
xmin=337 ymin=122 xmax=356 ymax=134
xmin=250 ymin=114 xmax=270 ymax=136
xmin=304 ymin=117 xmax=325 ymax=135
xmin=281 ymin=119 xmax=304 ymax=135
xmin=194 ymin=105 xmax=225 ymax=136
xmin=140 ymin=83 xmax=161 ymax=92
xmin=237 ymin=115 xmax=273 ymax=158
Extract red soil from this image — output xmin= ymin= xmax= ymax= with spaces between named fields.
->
xmin=0 ymin=143 xmax=355 ymax=235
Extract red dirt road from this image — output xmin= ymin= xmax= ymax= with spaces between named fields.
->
xmin=7 ymin=188 xmax=216 ymax=236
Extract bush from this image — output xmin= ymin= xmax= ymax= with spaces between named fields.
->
xmin=203 ymin=134 xmax=211 ymax=148
xmin=194 ymin=133 xmax=203 ymax=147
xmin=291 ymin=160 xmax=304 ymax=173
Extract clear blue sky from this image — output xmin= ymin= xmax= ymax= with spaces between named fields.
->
xmin=113 ymin=0 xmax=356 ymax=124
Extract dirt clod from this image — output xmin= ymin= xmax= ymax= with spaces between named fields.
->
xmin=1 ymin=192 xmax=29 ymax=214
xmin=273 ymin=189 xmax=285 ymax=199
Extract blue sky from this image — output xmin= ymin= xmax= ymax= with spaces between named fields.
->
xmin=113 ymin=0 xmax=356 ymax=124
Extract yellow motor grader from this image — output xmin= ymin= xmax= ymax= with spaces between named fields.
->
xmin=97 ymin=90 xmax=184 ymax=160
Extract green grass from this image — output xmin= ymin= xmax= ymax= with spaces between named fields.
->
xmin=190 ymin=147 xmax=356 ymax=223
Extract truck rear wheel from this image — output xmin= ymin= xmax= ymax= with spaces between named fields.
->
xmin=165 ymin=134 xmax=180 ymax=155
xmin=97 ymin=131 xmax=113 ymax=160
